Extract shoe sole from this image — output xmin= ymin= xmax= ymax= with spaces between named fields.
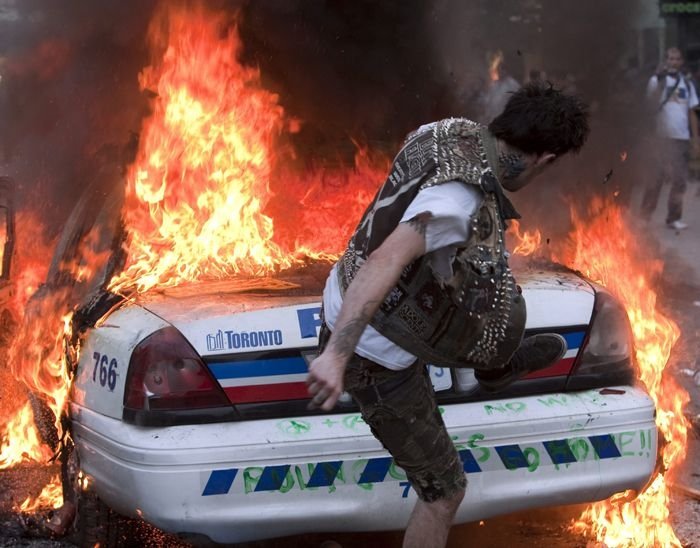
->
xmin=478 ymin=333 xmax=568 ymax=393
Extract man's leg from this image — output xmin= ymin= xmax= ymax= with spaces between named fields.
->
xmin=404 ymin=488 xmax=465 ymax=548
xmin=641 ymin=164 xmax=666 ymax=221
xmin=666 ymin=139 xmax=689 ymax=224
xmin=641 ymin=139 xmax=669 ymax=221
xmin=344 ymin=358 xmax=466 ymax=548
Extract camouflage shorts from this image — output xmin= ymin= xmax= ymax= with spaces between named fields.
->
xmin=319 ymin=323 xmax=466 ymax=502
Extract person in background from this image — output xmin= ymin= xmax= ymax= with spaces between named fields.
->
xmin=641 ymin=47 xmax=700 ymax=230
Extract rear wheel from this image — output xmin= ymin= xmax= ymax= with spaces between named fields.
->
xmin=75 ymin=489 xmax=137 ymax=548
xmin=27 ymin=392 xmax=59 ymax=451
xmin=61 ymin=442 xmax=142 ymax=547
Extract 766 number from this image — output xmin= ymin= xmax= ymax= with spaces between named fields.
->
xmin=92 ymin=352 xmax=118 ymax=391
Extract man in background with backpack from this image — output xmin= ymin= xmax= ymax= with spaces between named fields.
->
xmin=641 ymin=47 xmax=700 ymax=230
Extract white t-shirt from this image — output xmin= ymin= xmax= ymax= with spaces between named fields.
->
xmin=322 ymin=181 xmax=483 ymax=370
xmin=647 ymin=74 xmax=699 ymax=140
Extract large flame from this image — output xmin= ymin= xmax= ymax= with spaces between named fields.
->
xmin=563 ymin=198 xmax=687 ymax=547
xmin=109 ymin=4 xmax=386 ymax=295
xmin=2 ymin=2 xmax=387 ymax=515
xmin=0 ymin=210 xmax=58 ymax=471
xmin=108 ymin=5 xmax=287 ymax=294
xmin=509 ymin=198 xmax=688 ymax=546
xmin=0 ymin=209 xmax=77 ymax=518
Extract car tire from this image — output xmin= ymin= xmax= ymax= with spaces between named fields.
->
xmin=75 ymin=489 xmax=137 ymax=548
xmin=27 ymin=391 xmax=59 ymax=451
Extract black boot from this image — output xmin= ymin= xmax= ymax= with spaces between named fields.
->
xmin=475 ymin=334 xmax=567 ymax=393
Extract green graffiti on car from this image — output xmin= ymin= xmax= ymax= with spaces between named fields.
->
xmin=484 ymin=401 xmax=527 ymax=415
xmin=277 ymin=419 xmax=312 ymax=436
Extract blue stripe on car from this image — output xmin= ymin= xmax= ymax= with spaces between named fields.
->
xmin=543 ymin=439 xmax=578 ymax=464
xmin=459 ymin=449 xmax=482 ymax=473
xmin=202 ymin=434 xmax=622 ymax=496
xmin=589 ymin=434 xmax=622 ymax=459
xmin=202 ymin=468 xmax=238 ymax=496
xmin=255 ymin=465 xmax=292 ymax=491
xmin=358 ymin=457 xmax=392 ymax=484
xmin=209 ymin=357 xmax=308 ymax=379
xmin=495 ymin=445 xmax=530 ymax=469
xmin=562 ymin=331 xmax=585 ymax=350
xmin=306 ymin=461 xmax=343 ymax=488
xmin=207 ymin=329 xmax=585 ymax=383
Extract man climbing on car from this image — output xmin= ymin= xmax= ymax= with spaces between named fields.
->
xmin=306 ymin=82 xmax=590 ymax=548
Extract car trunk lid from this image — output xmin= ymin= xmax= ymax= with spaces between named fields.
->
xmin=135 ymin=267 xmax=595 ymax=410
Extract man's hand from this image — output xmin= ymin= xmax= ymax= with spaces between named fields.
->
xmin=306 ymin=351 xmax=345 ymax=411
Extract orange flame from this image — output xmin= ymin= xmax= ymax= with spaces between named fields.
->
xmin=109 ymin=4 xmax=386 ymax=296
xmin=109 ymin=5 xmax=286 ymax=294
xmin=507 ymin=219 xmax=542 ymax=256
xmin=561 ymin=197 xmax=687 ymax=546
xmin=17 ymin=474 xmax=63 ymax=513
xmin=8 ymin=294 xmax=74 ymax=436
xmin=0 ymin=210 xmax=59 ymax=470
xmin=488 ymin=50 xmax=504 ymax=82
xmin=9 ymin=210 xmax=56 ymax=317
xmin=0 ymin=402 xmax=52 ymax=468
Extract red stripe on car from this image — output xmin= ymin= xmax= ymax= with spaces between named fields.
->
xmin=224 ymin=382 xmax=310 ymax=403
xmin=523 ymin=357 xmax=575 ymax=379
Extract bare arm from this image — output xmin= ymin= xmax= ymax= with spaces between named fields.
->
xmin=306 ymin=216 xmax=428 ymax=410
xmin=647 ymin=74 xmax=664 ymax=103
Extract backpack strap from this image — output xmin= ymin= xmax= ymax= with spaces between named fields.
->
xmin=658 ymin=74 xmax=682 ymax=111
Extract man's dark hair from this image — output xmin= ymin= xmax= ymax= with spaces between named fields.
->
xmin=488 ymin=83 xmax=589 ymax=156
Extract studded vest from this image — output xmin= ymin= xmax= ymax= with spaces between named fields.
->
xmin=337 ymin=118 xmax=526 ymax=369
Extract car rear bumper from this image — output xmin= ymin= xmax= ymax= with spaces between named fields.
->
xmin=70 ymin=385 xmax=657 ymax=544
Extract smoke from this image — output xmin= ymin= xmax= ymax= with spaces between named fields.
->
xmin=1 ymin=0 xmax=653 ymax=239
xmin=240 ymin=0 xmax=651 ymax=238
xmin=0 ymin=0 xmax=155 ymax=231
xmin=431 ymin=0 xmax=652 ymax=237
xmin=238 ymin=0 xmax=452 ymax=157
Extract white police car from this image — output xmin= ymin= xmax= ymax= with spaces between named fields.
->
xmin=68 ymin=264 xmax=657 ymax=544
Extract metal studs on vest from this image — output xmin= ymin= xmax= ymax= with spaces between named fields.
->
xmin=338 ymin=118 xmax=526 ymax=369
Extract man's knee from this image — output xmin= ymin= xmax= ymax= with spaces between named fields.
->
xmin=419 ymin=484 xmax=466 ymax=518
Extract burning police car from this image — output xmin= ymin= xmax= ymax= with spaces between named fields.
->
xmin=37 ymin=7 xmax=656 ymax=543
xmin=67 ymin=264 xmax=657 ymax=544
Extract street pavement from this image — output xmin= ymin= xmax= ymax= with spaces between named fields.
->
xmin=638 ymin=180 xmax=700 ymax=289
xmin=636 ymin=178 xmax=700 ymax=396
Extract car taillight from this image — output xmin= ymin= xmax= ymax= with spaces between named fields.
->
xmin=124 ymin=326 xmax=230 ymax=413
xmin=566 ymin=290 xmax=636 ymax=389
